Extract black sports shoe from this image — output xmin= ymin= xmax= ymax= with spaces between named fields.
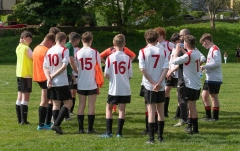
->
xmin=188 ymin=130 xmax=199 ymax=135
xmin=78 ymin=129 xmax=86 ymax=134
xmin=158 ymin=137 xmax=164 ymax=142
xmin=141 ymin=129 xmax=148 ymax=135
xmin=164 ymin=113 xmax=169 ymax=118
xmin=146 ymin=139 xmax=155 ymax=144
xmin=51 ymin=125 xmax=63 ymax=134
xmin=21 ymin=121 xmax=31 ymax=125
xmin=86 ymin=129 xmax=98 ymax=134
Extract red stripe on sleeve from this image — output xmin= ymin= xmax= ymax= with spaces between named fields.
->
xmin=141 ymin=48 xmax=145 ymax=60
xmin=128 ymin=57 xmax=130 ymax=69
xmin=107 ymin=57 xmax=110 ymax=68
xmin=62 ymin=47 xmax=68 ymax=59
xmin=212 ymin=46 xmax=219 ymax=58
xmin=184 ymin=50 xmax=192 ymax=65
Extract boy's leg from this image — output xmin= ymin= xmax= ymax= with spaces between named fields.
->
xmin=38 ymin=89 xmax=49 ymax=130
xmin=202 ymin=90 xmax=212 ymax=119
xmin=210 ymin=94 xmax=220 ymax=121
xmin=87 ymin=94 xmax=97 ymax=133
xmin=117 ymin=103 xmax=126 ymax=136
xmin=164 ymin=86 xmax=172 ymax=117
xmin=77 ymin=94 xmax=86 ymax=133
xmin=156 ymin=102 xmax=165 ymax=142
xmin=146 ymin=103 xmax=156 ymax=143
xmin=70 ymin=89 xmax=77 ymax=114
xmin=188 ymin=101 xmax=198 ymax=134
xmin=21 ymin=92 xmax=30 ymax=124
xmin=45 ymin=100 xmax=53 ymax=125
xmin=16 ymin=92 xmax=22 ymax=124
xmin=106 ymin=103 xmax=113 ymax=135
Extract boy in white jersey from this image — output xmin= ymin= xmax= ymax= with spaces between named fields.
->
xmin=172 ymin=35 xmax=201 ymax=134
xmin=99 ymin=34 xmax=132 ymax=138
xmin=200 ymin=33 xmax=222 ymax=121
xmin=43 ymin=32 xmax=73 ymax=134
xmin=76 ymin=32 xmax=101 ymax=134
xmin=154 ymin=27 xmax=174 ymax=118
xmin=139 ymin=30 xmax=169 ymax=143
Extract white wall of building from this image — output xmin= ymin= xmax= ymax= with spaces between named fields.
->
xmin=2 ymin=0 xmax=16 ymax=10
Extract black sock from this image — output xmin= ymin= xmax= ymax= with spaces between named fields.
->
xmin=88 ymin=115 xmax=95 ymax=131
xmin=52 ymin=110 xmax=59 ymax=123
xmin=175 ymin=106 xmax=180 ymax=117
xmin=45 ymin=104 xmax=53 ymax=125
xmin=39 ymin=106 xmax=47 ymax=127
xmin=106 ymin=119 xmax=113 ymax=134
xmin=192 ymin=118 xmax=199 ymax=132
xmin=157 ymin=121 xmax=164 ymax=139
xmin=213 ymin=107 xmax=219 ymax=120
xmin=148 ymin=123 xmax=155 ymax=141
xmin=20 ymin=104 xmax=28 ymax=123
xmin=187 ymin=118 xmax=192 ymax=129
xmin=77 ymin=115 xmax=85 ymax=130
xmin=71 ymin=98 xmax=76 ymax=112
xmin=154 ymin=113 xmax=158 ymax=132
xmin=205 ymin=106 xmax=211 ymax=118
xmin=117 ymin=118 xmax=125 ymax=135
xmin=16 ymin=105 xmax=21 ymax=123
xmin=54 ymin=106 xmax=69 ymax=126
xmin=164 ymin=97 xmax=170 ymax=116
xmin=180 ymin=103 xmax=188 ymax=122
xmin=145 ymin=112 xmax=148 ymax=131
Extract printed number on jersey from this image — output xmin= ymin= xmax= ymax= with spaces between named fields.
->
xmin=47 ymin=54 xmax=59 ymax=66
xmin=79 ymin=58 xmax=93 ymax=70
xmin=152 ymin=54 xmax=160 ymax=68
xmin=113 ymin=61 xmax=126 ymax=74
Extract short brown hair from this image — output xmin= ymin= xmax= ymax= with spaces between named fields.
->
xmin=199 ymin=33 xmax=213 ymax=43
xmin=184 ymin=35 xmax=196 ymax=48
xmin=20 ymin=30 xmax=32 ymax=39
xmin=55 ymin=32 xmax=67 ymax=43
xmin=81 ymin=32 xmax=93 ymax=43
xmin=113 ymin=34 xmax=125 ymax=47
xmin=154 ymin=27 xmax=166 ymax=39
xmin=68 ymin=32 xmax=81 ymax=42
xmin=144 ymin=30 xmax=159 ymax=44
xmin=44 ymin=33 xmax=55 ymax=42
xmin=49 ymin=27 xmax=61 ymax=35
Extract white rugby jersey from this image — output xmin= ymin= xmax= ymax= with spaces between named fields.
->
xmin=76 ymin=46 xmax=101 ymax=90
xmin=72 ymin=47 xmax=80 ymax=76
xmin=104 ymin=51 xmax=132 ymax=95
xmin=157 ymin=40 xmax=174 ymax=58
xmin=138 ymin=45 xmax=169 ymax=91
xmin=169 ymin=47 xmax=179 ymax=78
xmin=204 ymin=45 xmax=222 ymax=82
xmin=43 ymin=45 xmax=69 ymax=87
xmin=172 ymin=49 xmax=201 ymax=90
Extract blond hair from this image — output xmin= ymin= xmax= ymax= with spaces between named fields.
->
xmin=113 ymin=34 xmax=125 ymax=47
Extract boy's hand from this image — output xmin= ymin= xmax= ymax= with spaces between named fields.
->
xmin=153 ymin=83 xmax=161 ymax=92
xmin=47 ymin=80 xmax=52 ymax=89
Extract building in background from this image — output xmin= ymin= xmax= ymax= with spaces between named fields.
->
xmin=0 ymin=0 xmax=16 ymax=14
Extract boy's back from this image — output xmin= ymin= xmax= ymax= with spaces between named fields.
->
xmin=105 ymin=51 xmax=132 ymax=95
xmin=44 ymin=45 xmax=69 ymax=86
xmin=138 ymin=45 xmax=169 ymax=91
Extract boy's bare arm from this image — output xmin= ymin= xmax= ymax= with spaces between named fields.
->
xmin=104 ymin=73 xmax=109 ymax=80
xmin=43 ymin=67 xmax=52 ymax=88
xmin=140 ymin=68 xmax=155 ymax=85
xmin=50 ymin=63 xmax=68 ymax=79
xmin=69 ymin=56 xmax=78 ymax=73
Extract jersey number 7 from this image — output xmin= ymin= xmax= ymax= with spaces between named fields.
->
xmin=152 ymin=54 xmax=160 ymax=68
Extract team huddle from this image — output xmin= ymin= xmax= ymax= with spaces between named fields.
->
xmin=15 ymin=27 xmax=222 ymax=144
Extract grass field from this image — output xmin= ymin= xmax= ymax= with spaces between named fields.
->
xmin=0 ymin=63 xmax=240 ymax=151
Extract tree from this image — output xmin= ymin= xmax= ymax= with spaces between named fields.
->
xmin=11 ymin=0 xmax=86 ymax=33
xmin=204 ymin=0 xmax=228 ymax=30
xmin=232 ymin=0 xmax=240 ymax=18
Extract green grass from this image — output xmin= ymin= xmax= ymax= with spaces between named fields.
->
xmin=0 ymin=63 xmax=240 ymax=151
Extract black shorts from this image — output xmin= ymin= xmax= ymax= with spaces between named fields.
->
xmin=166 ymin=77 xmax=178 ymax=88
xmin=67 ymin=74 xmax=72 ymax=85
xmin=78 ymin=89 xmax=98 ymax=96
xmin=48 ymin=86 xmax=72 ymax=101
xmin=144 ymin=89 xmax=165 ymax=104
xmin=203 ymin=82 xmax=221 ymax=94
xmin=17 ymin=77 xmax=32 ymax=92
xmin=37 ymin=81 xmax=47 ymax=89
xmin=107 ymin=95 xmax=131 ymax=104
xmin=139 ymin=85 xmax=145 ymax=97
xmin=184 ymin=87 xmax=200 ymax=101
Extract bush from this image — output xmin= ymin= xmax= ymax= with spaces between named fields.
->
xmin=217 ymin=12 xmax=233 ymax=19
xmin=75 ymin=18 xmax=87 ymax=27
xmin=190 ymin=11 xmax=205 ymax=18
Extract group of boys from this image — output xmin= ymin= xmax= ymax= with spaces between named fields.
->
xmin=15 ymin=26 xmax=222 ymax=144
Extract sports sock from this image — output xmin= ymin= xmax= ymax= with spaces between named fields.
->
xmin=157 ymin=121 xmax=164 ymax=139
xmin=145 ymin=112 xmax=148 ymax=131
xmin=52 ymin=110 xmax=59 ymax=123
xmin=117 ymin=118 xmax=125 ymax=135
xmin=148 ymin=123 xmax=155 ymax=141
xmin=16 ymin=104 xmax=21 ymax=123
xmin=20 ymin=104 xmax=28 ymax=123
xmin=213 ymin=107 xmax=219 ymax=120
xmin=45 ymin=104 xmax=53 ymax=125
xmin=54 ymin=106 xmax=69 ymax=126
xmin=175 ymin=106 xmax=180 ymax=117
xmin=38 ymin=106 xmax=47 ymax=127
xmin=154 ymin=112 xmax=158 ymax=132
xmin=205 ymin=106 xmax=211 ymax=118
xmin=164 ymin=97 xmax=170 ymax=116
xmin=88 ymin=115 xmax=95 ymax=131
xmin=106 ymin=119 xmax=113 ymax=134
xmin=71 ymin=98 xmax=76 ymax=112
xmin=77 ymin=115 xmax=85 ymax=130
xmin=192 ymin=118 xmax=199 ymax=132
xmin=187 ymin=118 xmax=192 ymax=130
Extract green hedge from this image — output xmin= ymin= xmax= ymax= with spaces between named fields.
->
xmin=1 ymin=22 xmax=240 ymax=63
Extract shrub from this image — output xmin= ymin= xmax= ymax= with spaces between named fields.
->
xmin=190 ymin=11 xmax=205 ymax=18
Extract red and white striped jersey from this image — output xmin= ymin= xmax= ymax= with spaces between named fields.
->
xmin=157 ymin=40 xmax=174 ymax=58
xmin=104 ymin=51 xmax=132 ymax=95
xmin=43 ymin=45 xmax=69 ymax=87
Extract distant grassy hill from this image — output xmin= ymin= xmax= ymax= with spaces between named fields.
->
xmin=1 ymin=21 xmax=240 ymax=63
